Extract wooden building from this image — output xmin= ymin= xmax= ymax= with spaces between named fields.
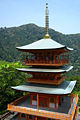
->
xmin=7 ymin=3 xmax=78 ymax=120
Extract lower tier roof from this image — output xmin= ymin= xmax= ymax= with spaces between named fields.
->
xmin=16 ymin=66 xmax=73 ymax=73
xmin=12 ymin=81 xmax=76 ymax=95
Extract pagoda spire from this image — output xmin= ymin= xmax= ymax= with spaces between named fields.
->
xmin=44 ymin=3 xmax=51 ymax=39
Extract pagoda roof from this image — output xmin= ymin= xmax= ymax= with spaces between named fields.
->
xmin=12 ymin=81 xmax=76 ymax=95
xmin=16 ymin=38 xmax=73 ymax=51
xmin=16 ymin=66 xmax=73 ymax=73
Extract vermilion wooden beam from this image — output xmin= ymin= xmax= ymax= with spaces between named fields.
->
xmin=35 ymin=116 xmax=37 ymax=120
xmin=37 ymin=93 xmax=39 ymax=109
xmin=26 ymin=114 xmax=28 ymax=119
xmin=18 ymin=113 xmax=21 ymax=120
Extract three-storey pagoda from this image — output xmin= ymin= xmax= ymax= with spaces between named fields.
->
xmin=8 ymin=3 xmax=78 ymax=120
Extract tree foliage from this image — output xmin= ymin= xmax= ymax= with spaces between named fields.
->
xmin=0 ymin=61 xmax=29 ymax=114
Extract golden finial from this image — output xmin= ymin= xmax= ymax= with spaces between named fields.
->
xmin=44 ymin=3 xmax=51 ymax=39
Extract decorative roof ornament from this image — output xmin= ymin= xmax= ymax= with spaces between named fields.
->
xmin=44 ymin=3 xmax=51 ymax=39
xmin=16 ymin=3 xmax=73 ymax=51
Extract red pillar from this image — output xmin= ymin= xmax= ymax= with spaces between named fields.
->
xmin=35 ymin=116 xmax=37 ymax=120
xmin=37 ymin=93 xmax=39 ymax=109
xmin=26 ymin=114 xmax=28 ymax=120
xmin=74 ymin=107 xmax=77 ymax=120
xmin=18 ymin=113 xmax=21 ymax=120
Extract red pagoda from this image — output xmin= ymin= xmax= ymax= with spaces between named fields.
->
xmin=8 ymin=3 xmax=78 ymax=120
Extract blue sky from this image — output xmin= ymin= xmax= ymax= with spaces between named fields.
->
xmin=0 ymin=0 xmax=80 ymax=34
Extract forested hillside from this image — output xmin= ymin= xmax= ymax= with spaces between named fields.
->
xmin=0 ymin=24 xmax=80 ymax=75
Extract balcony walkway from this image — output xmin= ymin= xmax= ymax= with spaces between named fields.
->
xmin=15 ymin=96 xmax=71 ymax=114
xmin=8 ymin=94 xmax=78 ymax=120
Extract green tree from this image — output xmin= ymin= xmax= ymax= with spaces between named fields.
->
xmin=0 ymin=61 xmax=29 ymax=114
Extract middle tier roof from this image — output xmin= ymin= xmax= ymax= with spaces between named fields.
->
xmin=17 ymin=66 xmax=73 ymax=73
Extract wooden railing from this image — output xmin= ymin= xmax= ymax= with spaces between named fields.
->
xmin=8 ymin=104 xmax=70 ymax=120
xmin=27 ymin=76 xmax=65 ymax=85
xmin=7 ymin=94 xmax=78 ymax=120
xmin=57 ymin=75 xmax=66 ymax=84
xmin=11 ymin=95 xmax=28 ymax=105
xmin=70 ymin=94 xmax=78 ymax=120
xmin=23 ymin=59 xmax=68 ymax=66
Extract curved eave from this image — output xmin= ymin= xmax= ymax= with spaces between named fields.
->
xmin=16 ymin=46 xmax=73 ymax=51
xmin=66 ymin=47 xmax=73 ymax=51
xmin=16 ymin=38 xmax=73 ymax=51
xmin=11 ymin=81 xmax=76 ymax=95
xmin=16 ymin=66 xmax=73 ymax=73
xmin=16 ymin=46 xmax=66 ymax=50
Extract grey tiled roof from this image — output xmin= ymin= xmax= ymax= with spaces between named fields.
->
xmin=12 ymin=81 xmax=76 ymax=95
xmin=16 ymin=66 xmax=73 ymax=73
xmin=16 ymin=38 xmax=73 ymax=51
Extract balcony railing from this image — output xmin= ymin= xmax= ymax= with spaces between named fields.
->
xmin=7 ymin=94 xmax=78 ymax=120
xmin=8 ymin=104 xmax=70 ymax=120
xmin=70 ymin=94 xmax=78 ymax=120
xmin=23 ymin=59 xmax=68 ymax=66
xmin=27 ymin=76 xmax=65 ymax=85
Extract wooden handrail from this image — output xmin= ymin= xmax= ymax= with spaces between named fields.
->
xmin=10 ymin=95 xmax=28 ymax=105
xmin=24 ymin=59 xmax=68 ymax=65
xmin=8 ymin=104 xmax=70 ymax=120
xmin=7 ymin=94 xmax=78 ymax=120
xmin=70 ymin=94 xmax=78 ymax=120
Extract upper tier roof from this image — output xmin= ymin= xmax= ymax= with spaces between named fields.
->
xmin=16 ymin=38 xmax=73 ymax=51
xmin=12 ymin=81 xmax=76 ymax=95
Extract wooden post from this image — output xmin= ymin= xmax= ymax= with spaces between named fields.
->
xmin=48 ymin=97 xmax=50 ymax=108
xmin=74 ymin=106 xmax=77 ymax=120
xmin=18 ymin=113 xmax=21 ymax=120
xmin=70 ymin=92 xmax=74 ymax=108
xmin=70 ymin=95 xmax=72 ymax=108
xmin=35 ymin=116 xmax=37 ymax=120
xmin=37 ymin=93 xmax=39 ymax=109
xmin=54 ymin=55 xmax=55 ymax=64
xmin=30 ymin=93 xmax=32 ymax=105
xmin=57 ymin=55 xmax=59 ymax=63
xmin=26 ymin=114 xmax=28 ymax=120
